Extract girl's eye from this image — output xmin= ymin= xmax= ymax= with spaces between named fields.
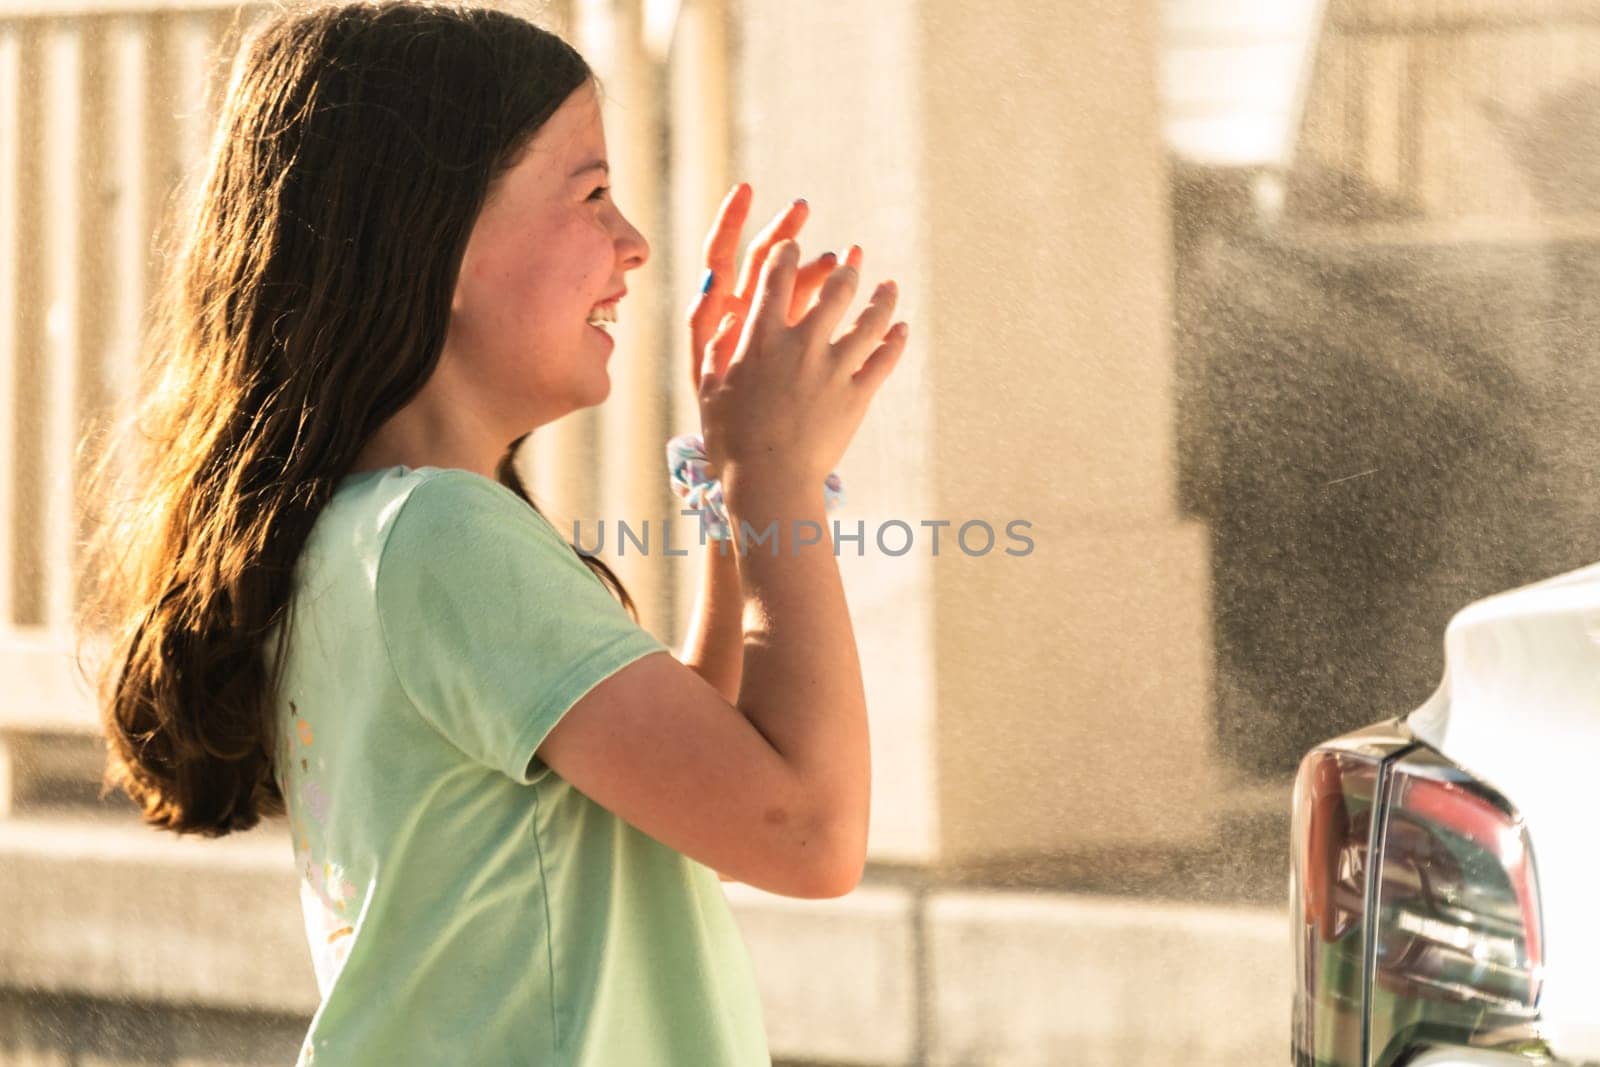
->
xmin=588 ymin=185 xmax=611 ymax=202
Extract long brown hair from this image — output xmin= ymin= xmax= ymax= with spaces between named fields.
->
xmin=75 ymin=0 xmax=636 ymax=838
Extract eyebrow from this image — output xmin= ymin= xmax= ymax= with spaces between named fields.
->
xmin=569 ymin=159 xmax=610 ymax=180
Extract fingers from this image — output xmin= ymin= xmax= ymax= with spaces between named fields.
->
xmin=787 ymin=250 xmax=839 ymax=322
xmin=701 ymin=182 xmax=752 ymax=280
xmin=749 ymin=239 xmax=802 ymax=340
xmin=850 ymin=320 xmax=910 ymax=395
xmin=690 ymin=184 xmax=813 ymax=388
xmin=735 ymin=198 xmax=809 ymax=302
xmin=690 ymin=243 xmax=841 ymax=379
xmin=796 ymin=259 xmax=865 ymax=346
xmin=832 ymin=278 xmax=896 ymax=364
xmin=687 ymin=288 xmax=715 ymax=393
xmin=700 ymin=310 xmax=742 ymax=389
xmin=688 ymin=185 xmax=752 ymax=390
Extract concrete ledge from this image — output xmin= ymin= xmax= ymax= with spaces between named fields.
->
xmin=0 ymin=986 xmax=309 ymax=1067
xmin=927 ymin=890 xmax=1289 ymax=1067
xmin=0 ymin=629 xmax=102 ymax=733
xmin=0 ymin=815 xmax=1292 ymax=1066
xmin=0 ymin=730 xmax=119 ymax=815
xmin=0 ymin=812 xmax=318 ymax=1016
xmin=724 ymin=881 xmax=920 ymax=1065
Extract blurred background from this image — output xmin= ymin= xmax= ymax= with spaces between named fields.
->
xmin=2 ymin=0 xmax=1598 ymax=1063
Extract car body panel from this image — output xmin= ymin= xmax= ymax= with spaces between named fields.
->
xmin=1402 ymin=562 xmax=1600 ymax=1062
xmin=1403 ymin=1050 xmax=1560 ymax=1067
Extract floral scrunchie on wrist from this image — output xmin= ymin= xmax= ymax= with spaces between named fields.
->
xmin=666 ymin=433 xmax=844 ymax=541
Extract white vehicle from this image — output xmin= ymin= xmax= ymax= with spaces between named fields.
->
xmin=1290 ymin=562 xmax=1600 ymax=1067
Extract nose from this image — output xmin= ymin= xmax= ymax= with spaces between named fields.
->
xmin=616 ymin=211 xmax=649 ymax=271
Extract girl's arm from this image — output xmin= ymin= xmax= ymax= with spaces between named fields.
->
xmin=670 ymin=189 xmax=868 ymax=887
xmin=677 ymin=185 xmax=840 ymax=707
xmin=536 ymin=243 xmax=900 ymax=900
xmin=678 ymin=538 xmax=744 ymax=705
xmin=678 ymin=539 xmax=744 ymax=884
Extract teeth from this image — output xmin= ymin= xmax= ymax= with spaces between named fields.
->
xmin=587 ymin=303 xmax=617 ymax=326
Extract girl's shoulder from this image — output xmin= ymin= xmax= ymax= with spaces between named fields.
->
xmin=336 ymin=463 xmax=506 ymax=506
xmin=298 ymin=466 xmax=527 ymax=589
xmin=333 ymin=464 xmax=551 ymax=539
xmin=341 ymin=465 xmax=570 ymax=578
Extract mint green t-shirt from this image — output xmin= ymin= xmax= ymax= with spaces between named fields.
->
xmin=268 ymin=465 xmax=771 ymax=1066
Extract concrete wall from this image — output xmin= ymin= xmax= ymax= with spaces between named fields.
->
xmin=733 ymin=0 xmax=1217 ymax=867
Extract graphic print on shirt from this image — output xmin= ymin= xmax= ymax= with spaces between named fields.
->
xmin=287 ymin=700 xmax=359 ymax=985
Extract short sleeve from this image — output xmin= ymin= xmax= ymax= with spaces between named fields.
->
xmin=375 ymin=471 xmax=670 ymax=784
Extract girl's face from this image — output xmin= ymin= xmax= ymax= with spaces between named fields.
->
xmin=439 ymin=80 xmax=649 ymax=432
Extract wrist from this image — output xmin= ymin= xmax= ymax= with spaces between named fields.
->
xmin=667 ymin=433 xmax=843 ymax=545
xmin=720 ymin=464 xmax=821 ymax=516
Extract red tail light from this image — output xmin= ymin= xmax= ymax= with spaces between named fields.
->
xmin=1292 ymin=722 xmax=1548 ymax=1067
xmin=1385 ymin=770 xmax=1543 ymax=1002
xmin=1292 ymin=747 xmax=1382 ymax=1066
xmin=1304 ymin=750 xmax=1371 ymax=943
xmin=1368 ymin=755 xmax=1545 ymax=1063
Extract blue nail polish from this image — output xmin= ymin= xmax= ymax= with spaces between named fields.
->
xmin=699 ymin=268 xmax=714 ymax=294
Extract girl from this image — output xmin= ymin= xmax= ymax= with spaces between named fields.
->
xmin=77 ymin=1 xmax=908 ymax=1064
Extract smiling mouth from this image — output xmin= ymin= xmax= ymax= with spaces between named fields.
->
xmin=586 ymin=303 xmax=618 ymax=330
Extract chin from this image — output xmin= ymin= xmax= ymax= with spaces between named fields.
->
xmin=552 ymin=384 xmax=610 ymax=421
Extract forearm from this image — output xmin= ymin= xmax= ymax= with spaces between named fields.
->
xmin=678 ymin=537 xmax=744 ymax=705
xmin=723 ymin=476 xmax=870 ymax=863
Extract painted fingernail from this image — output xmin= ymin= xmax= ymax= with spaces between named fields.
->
xmin=699 ymin=268 xmax=714 ymax=294
xmin=793 ymin=197 xmax=807 ymax=207
xmin=819 ymin=251 xmax=838 ymax=264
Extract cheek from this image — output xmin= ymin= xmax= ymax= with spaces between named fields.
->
xmin=453 ymin=264 xmax=548 ymax=351
xmin=456 ymin=216 xmax=612 ymax=330
xmin=521 ymin=251 xmax=598 ymax=311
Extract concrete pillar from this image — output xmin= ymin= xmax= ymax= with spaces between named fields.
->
xmin=735 ymin=0 xmax=1217 ymax=865
xmin=0 ymin=25 xmax=18 ymax=631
